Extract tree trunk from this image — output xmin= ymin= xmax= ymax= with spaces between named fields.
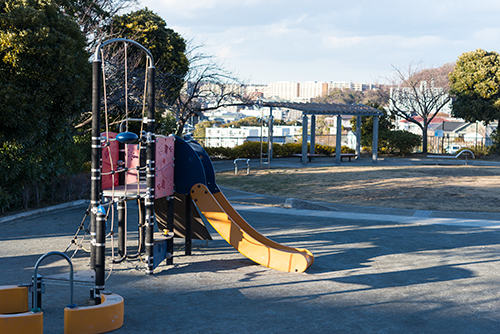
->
xmin=422 ymin=122 xmax=428 ymax=153
xmin=176 ymin=121 xmax=185 ymax=137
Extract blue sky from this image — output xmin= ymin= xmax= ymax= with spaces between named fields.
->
xmin=139 ymin=0 xmax=500 ymax=84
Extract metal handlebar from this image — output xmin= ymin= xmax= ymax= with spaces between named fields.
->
xmin=234 ymin=158 xmax=250 ymax=175
xmin=31 ymin=251 xmax=74 ymax=312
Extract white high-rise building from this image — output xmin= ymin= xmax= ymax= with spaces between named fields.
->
xmin=299 ymin=81 xmax=328 ymax=99
xmin=264 ymin=81 xmax=299 ymax=100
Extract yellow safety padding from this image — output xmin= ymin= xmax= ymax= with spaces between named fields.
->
xmin=64 ymin=293 xmax=124 ymax=334
xmin=0 ymin=285 xmax=43 ymax=334
xmin=0 ymin=311 xmax=43 ymax=334
xmin=0 ymin=285 xmax=29 ymax=314
xmin=190 ymin=184 xmax=314 ymax=273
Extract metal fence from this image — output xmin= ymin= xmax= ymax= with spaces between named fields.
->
xmin=426 ymin=134 xmax=490 ymax=154
xmin=194 ymin=134 xmax=351 ymax=148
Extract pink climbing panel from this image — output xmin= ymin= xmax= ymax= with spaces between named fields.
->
xmin=126 ymin=143 xmax=140 ymax=184
xmin=101 ymin=132 xmax=119 ymax=190
xmin=155 ymin=136 xmax=175 ymax=199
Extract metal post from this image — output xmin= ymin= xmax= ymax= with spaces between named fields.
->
xmin=31 ymin=274 xmax=43 ymax=310
xmin=356 ymin=115 xmax=361 ymax=160
xmin=335 ymin=115 xmax=342 ymax=164
xmin=260 ymin=108 xmax=264 ymax=167
xmin=90 ymin=60 xmax=102 ymax=271
xmin=138 ymin=199 xmax=145 ymax=253
xmin=267 ymin=107 xmax=273 ymax=167
xmin=94 ymin=207 xmax=106 ymax=301
xmin=372 ymin=116 xmax=379 ymax=163
xmin=301 ymin=114 xmax=308 ymax=165
xmin=310 ymin=114 xmax=316 ymax=155
xmin=185 ymin=194 xmax=192 ymax=256
xmin=118 ymin=142 xmax=125 ymax=185
xmin=145 ymin=65 xmax=156 ymax=275
xmin=117 ymin=200 xmax=125 ymax=256
xmin=166 ymin=196 xmax=174 ymax=265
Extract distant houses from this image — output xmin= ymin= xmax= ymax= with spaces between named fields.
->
xmin=190 ymin=80 xmax=496 ymax=152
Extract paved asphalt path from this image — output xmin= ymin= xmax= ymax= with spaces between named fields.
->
xmin=2 ymin=156 xmax=500 ymax=333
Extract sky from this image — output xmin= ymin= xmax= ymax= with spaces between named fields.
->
xmin=138 ymin=0 xmax=500 ymax=85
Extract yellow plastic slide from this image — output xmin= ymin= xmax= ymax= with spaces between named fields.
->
xmin=190 ymin=184 xmax=314 ymax=273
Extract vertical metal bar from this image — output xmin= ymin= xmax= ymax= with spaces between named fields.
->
xmin=335 ymin=115 xmax=342 ymax=164
xmin=138 ymin=198 xmax=145 ymax=253
xmin=372 ymin=116 xmax=379 ymax=163
xmin=267 ymin=107 xmax=273 ymax=167
xmin=356 ymin=115 xmax=361 ymax=160
xmin=185 ymin=194 xmax=192 ymax=256
xmin=90 ymin=60 xmax=102 ymax=272
xmin=117 ymin=200 xmax=125 ymax=256
xmin=301 ymin=114 xmax=308 ymax=165
xmin=118 ymin=142 xmax=125 ymax=185
xmin=310 ymin=114 xmax=316 ymax=155
xmin=145 ymin=65 xmax=156 ymax=275
xmin=31 ymin=274 xmax=43 ymax=309
xmin=166 ymin=196 xmax=174 ymax=265
xmin=94 ymin=208 xmax=106 ymax=301
xmin=260 ymin=108 xmax=264 ymax=167
xmin=139 ymin=140 xmax=147 ymax=181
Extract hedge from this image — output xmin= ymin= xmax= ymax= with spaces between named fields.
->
xmin=204 ymin=141 xmax=354 ymax=159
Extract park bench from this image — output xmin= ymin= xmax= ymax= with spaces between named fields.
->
xmin=291 ymin=153 xmax=321 ymax=162
xmin=332 ymin=153 xmax=357 ymax=161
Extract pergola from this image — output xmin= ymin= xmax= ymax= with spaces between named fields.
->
xmin=261 ymin=102 xmax=384 ymax=164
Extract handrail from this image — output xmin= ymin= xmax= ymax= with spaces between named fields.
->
xmin=456 ymin=149 xmax=475 ymax=159
xmin=234 ymin=158 xmax=250 ymax=175
xmin=32 ymin=251 xmax=74 ymax=312
xmin=94 ymin=38 xmax=154 ymax=65
xmin=427 ymin=149 xmax=475 ymax=165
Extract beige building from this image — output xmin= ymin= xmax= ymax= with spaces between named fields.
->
xmin=263 ymin=81 xmax=300 ymax=100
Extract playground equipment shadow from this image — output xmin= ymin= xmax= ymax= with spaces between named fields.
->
xmin=3 ymin=181 xmax=500 ymax=333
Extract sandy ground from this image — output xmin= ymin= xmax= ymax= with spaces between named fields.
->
xmin=216 ymin=165 xmax=500 ymax=212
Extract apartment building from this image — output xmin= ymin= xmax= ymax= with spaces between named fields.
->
xmin=263 ymin=81 xmax=300 ymax=100
xmin=255 ymin=80 xmax=376 ymax=101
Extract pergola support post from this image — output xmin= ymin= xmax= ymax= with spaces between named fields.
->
xmin=335 ymin=115 xmax=342 ymax=164
xmin=301 ymin=114 xmax=308 ymax=165
xmin=356 ymin=115 xmax=361 ymax=160
xmin=372 ymin=116 xmax=379 ymax=163
xmin=267 ymin=107 xmax=273 ymax=167
xmin=310 ymin=115 xmax=316 ymax=155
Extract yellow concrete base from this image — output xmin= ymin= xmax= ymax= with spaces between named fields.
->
xmin=64 ymin=293 xmax=124 ymax=334
xmin=0 ymin=285 xmax=43 ymax=334
xmin=0 ymin=285 xmax=29 ymax=314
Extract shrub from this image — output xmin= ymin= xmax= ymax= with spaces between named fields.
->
xmin=275 ymin=143 xmax=302 ymax=156
xmin=458 ymin=146 xmax=488 ymax=158
xmin=386 ymin=130 xmax=421 ymax=155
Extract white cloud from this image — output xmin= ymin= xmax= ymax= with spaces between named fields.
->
xmin=137 ymin=0 xmax=500 ymax=83
xmin=322 ymin=36 xmax=365 ymax=49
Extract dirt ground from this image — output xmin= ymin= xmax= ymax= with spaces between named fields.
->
xmin=216 ymin=165 xmax=500 ymax=212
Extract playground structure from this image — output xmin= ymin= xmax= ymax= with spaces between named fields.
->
xmin=1 ymin=38 xmax=313 ymax=333
xmin=88 ymin=38 xmax=313 ymax=287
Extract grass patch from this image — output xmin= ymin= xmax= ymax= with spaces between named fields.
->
xmin=216 ymin=165 xmax=500 ymax=212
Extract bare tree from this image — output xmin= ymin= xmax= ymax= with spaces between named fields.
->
xmin=73 ymin=43 xmax=149 ymax=133
xmin=60 ymin=0 xmax=139 ymax=51
xmin=165 ymin=43 xmax=253 ymax=136
xmin=384 ymin=62 xmax=454 ymax=153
